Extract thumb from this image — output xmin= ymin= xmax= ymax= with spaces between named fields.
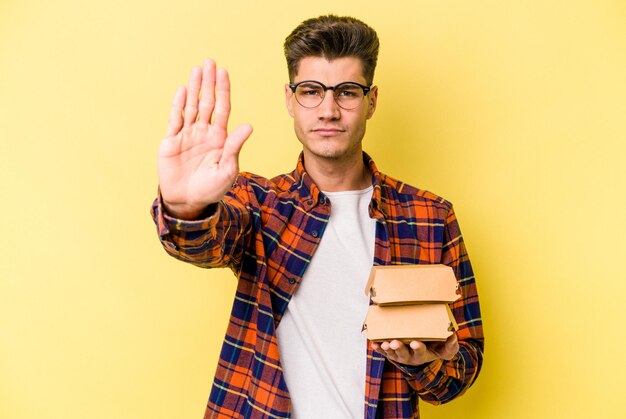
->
xmin=220 ymin=123 xmax=253 ymax=173
xmin=437 ymin=334 xmax=459 ymax=360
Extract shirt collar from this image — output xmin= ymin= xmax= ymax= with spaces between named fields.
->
xmin=292 ymin=151 xmax=386 ymax=218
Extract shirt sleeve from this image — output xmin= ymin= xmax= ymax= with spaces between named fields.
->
xmin=150 ymin=180 xmax=252 ymax=271
xmin=394 ymin=204 xmax=485 ymax=404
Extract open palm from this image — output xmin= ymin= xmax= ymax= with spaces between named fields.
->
xmin=158 ymin=59 xmax=252 ymax=219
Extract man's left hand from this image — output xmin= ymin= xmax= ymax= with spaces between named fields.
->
xmin=370 ymin=333 xmax=459 ymax=366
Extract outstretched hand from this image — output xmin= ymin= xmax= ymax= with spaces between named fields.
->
xmin=158 ymin=59 xmax=253 ymax=219
xmin=371 ymin=333 xmax=459 ymax=366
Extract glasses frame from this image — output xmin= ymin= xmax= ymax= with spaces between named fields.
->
xmin=288 ymin=80 xmax=372 ymax=110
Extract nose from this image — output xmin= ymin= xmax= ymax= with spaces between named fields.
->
xmin=316 ymin=90 xmax=341 ymax=120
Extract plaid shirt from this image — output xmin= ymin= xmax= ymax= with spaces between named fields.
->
xmin=151 ymin=153 xmax=484 ymax=419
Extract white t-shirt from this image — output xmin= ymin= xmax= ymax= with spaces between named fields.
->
xmin=276 ymin=186 xmax=376 ymax=419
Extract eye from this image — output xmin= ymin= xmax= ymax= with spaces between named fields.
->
xmin=338 ymin=89 xmax=358 ymax=97
xmin=301 ymin=89 xmax=321 ymax=96
xmin=297 ymin=84 xmax=323 ymax=96
xmin=336 ymin=86 xmax=360 ymax=97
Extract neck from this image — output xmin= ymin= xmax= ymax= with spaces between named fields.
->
xmin=302 ymin=149 xmax=372 ymax=192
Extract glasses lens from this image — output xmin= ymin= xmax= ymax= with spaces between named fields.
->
xmin=295 ymin=82 xmax=324 ymax=108
xmin=334 ymin=83 xmax=365 ymax=109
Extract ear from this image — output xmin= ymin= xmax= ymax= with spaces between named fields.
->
xmin=366 ymin=85 xmax=378 ymax=119
xmin=285 ymin=84 xmax=295 ymax=118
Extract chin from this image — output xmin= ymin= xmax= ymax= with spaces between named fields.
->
xmin=307 ymin=144 xmax=356 ymax=161
xmin=313 ymin=151 xmax=344 ymax=160
xmin=298 ymin=132 xmax=361 ymax=161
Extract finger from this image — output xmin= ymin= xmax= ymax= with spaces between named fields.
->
xmin=410 ymin=340 xmax=440 ymax=364
xmin=213 ymin=68 xmax=231 ymax=129
xmin=198 ymin=59 xmax=216 ymax=124
xmin=378 ymin=341 xmax=399 ymax=360
xmin=389 ymin=339 xmax=402 ymax=351
xmin=219 ymin=124 xmax=252 ymax=173
xmin=410 ymin=340 xmax=427 ymax=352
xmin=166 ymin=86 xmax=186 ymax=137
xmin=389 ymin=340 xmax=411 ymax=362
xmin=371 ymin=341 xmax=391 ymax=358
xmin=183 ymin=66 xmax=202 ymax=127
xmin=409 ymin=340 xmax=433 ymax=359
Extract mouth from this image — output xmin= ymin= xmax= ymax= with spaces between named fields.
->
xmin=312 ymin=128 xmax=345 ymax=136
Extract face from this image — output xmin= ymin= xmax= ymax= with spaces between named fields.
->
xmin=285 ymin=56 xmax=378 ymax=163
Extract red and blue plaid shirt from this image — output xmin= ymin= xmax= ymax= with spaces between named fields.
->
xmin=151 ymin=153 xmax=484 ymax=418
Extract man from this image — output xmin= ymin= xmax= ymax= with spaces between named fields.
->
xmin=152 ymin=15 xmax=483 ymax=419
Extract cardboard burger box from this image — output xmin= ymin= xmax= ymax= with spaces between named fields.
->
xmin=362 ymin=265 xmax=461 ymax=342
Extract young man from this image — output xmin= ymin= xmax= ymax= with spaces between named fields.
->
xmin=152 ymin=15 xmax=483 ymax=419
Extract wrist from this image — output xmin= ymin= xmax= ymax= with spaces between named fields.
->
xmin=162 ymin=201 xmax=210 ymax=220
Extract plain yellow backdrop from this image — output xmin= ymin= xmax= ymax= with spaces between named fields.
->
xmin=1 ymin=0 xmax=625 ymax=418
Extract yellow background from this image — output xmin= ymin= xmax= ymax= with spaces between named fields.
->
xmin=1 ymin=0 xmax=625 ymax=418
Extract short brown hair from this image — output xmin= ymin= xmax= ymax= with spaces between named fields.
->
xmin=284 ymin=15 xmax=380 ymax=85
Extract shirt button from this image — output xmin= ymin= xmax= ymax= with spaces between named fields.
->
xmin=311 ymin=230 xmax=319 ymax=237
xmin=307 ymin=199 xmax=313 ymax=205
xmin=288 ymin=277 xmax=296 ymax=284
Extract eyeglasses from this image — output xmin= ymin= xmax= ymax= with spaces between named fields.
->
xmin=288 ymin=80 xmax=371 ymax=110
